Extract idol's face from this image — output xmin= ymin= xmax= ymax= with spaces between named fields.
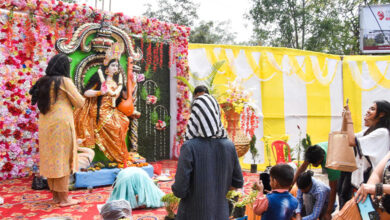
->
xmin=107 ymin=61 xmax=119 ymax=76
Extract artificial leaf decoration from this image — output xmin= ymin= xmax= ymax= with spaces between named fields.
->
xmin=164 ymin=115 xmax=171 ymax=127
xmin=176 ymin=60 xmax=225 ymax=95
xmin=155 ymin=87 xmax=161 ymax=101
xmin=144 ymin=67 xmax=152 ymax=79
xmin=151 ymin=109 xmax=159 ymax=125
xmin=191 ymin=60 xmax=225 ymax=94
xmin=142 ymin=32 xmax=148 ymax=42
xmin=302 ymin=133 xmax=312 ymax=152
xmin=141 ymin=86 xmax=148 ymax=101
xmin=249 ymin=135 xmax=258 ymax=163
xmin=174 ymin=76 xmax=194 ymax=93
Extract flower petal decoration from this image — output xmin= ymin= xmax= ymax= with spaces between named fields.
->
xmin=0 ymin=0 xmax=190 ymax=179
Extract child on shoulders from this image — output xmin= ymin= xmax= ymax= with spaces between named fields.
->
xmin=253 ymin=163 xmax=298 ymax=220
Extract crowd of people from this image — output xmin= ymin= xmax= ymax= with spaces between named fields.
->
xmin=30 ymin=52 xmax=390 ymax=218
xmin=172 ymin=86 xmax=390 ymax=219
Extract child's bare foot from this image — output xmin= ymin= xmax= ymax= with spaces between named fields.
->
xmin=59 ymin=199 xmax=80 ymax=207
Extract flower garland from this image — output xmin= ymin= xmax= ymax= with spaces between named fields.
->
xmin=141 ymin=86 xmax=160 ymax=105
xmin=145 ymin=41 xmax=152 ymax=72
xmin=240 ymin=106 xmax=259 ymax=137
xmin=151 ymin=108 xmax=170 ymax=131
xmin=23 ymin=14 xmax=36 ymax=58
xmin=153 ymin=42 xmax=159 ymax=72
xmin=0 ymin=0 xmax=190 ymax=179
xmin=159 ymin=41 xmax=164 ymax=68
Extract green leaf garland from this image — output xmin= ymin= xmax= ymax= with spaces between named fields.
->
xmin=164 ymin=115 xmax=171 ymax=127
xmin=151 ymin=109 xmax=159 ymax=125
xmin=155 ymin=87 xmax=161 ymax=101
xmin=144 ymin=67 xmax=153 ymax=79
xmin=141 ymin=86 xmax=148 ymax=101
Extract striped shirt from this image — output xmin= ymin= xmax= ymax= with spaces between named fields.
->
xmin=185 ymin=93 xmax=227 ymax=140
xmin=296 ymin=177 xmax=330 ymax=220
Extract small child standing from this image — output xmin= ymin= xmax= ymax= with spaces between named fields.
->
xmin=253 ymin=164 xmax=298 ymax=220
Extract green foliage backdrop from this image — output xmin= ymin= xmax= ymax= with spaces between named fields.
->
xmin=134 ymin=39 xmax=171 ymax=161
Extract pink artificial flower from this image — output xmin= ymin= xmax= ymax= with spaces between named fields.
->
xmin=137 ymin=74 xmax=145 ymax=82
xmin=146 ymin=95 xmax=157 ymax=105
xmin=101 ymin=82 xmax=107 ymax=93
xmin=11 ymin=0 xmax=26 ymax=9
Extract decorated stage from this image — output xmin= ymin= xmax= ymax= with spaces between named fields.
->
xmin=0 ymin=160 xmax=258 ymax=220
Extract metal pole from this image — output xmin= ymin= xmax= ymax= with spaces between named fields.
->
xmin=102 ymin=0 xmax=104 ymax=10
xmin=95 ymin=0 xmax=97 ymax=9
xmin=109 ymin=0 xmax=111 ymax=11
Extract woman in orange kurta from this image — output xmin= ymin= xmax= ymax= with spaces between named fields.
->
xmin=30 ymin=54 xmax=85 ymax=207
xmin=74 ymin=58 xmax=130 ymax=163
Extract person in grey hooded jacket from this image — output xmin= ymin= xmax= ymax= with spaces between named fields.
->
xmin=172 ymin=88 xmax=244 ymax=220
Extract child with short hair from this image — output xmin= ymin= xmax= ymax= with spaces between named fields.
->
xmin=253 ymin=164 xmax=298 ymax=220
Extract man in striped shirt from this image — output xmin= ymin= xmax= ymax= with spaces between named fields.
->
xmin=296 ymin=171 xmax=331 ymax=220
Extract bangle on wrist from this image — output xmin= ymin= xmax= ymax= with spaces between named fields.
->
xmin=376 ymin=183 xmax=383 ymax=196
xmin=96 ymin=91 xmax=102 ymax=96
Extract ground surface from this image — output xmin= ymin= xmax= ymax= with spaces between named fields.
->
xmin=0 ymin=160 xmax=259 ymax=220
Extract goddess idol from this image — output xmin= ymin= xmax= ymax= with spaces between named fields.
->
xmin=74 ymin=42 xmax=132 ymax=163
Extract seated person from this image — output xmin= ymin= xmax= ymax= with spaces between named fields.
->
xmin=253 ymin=164 xmax=298 ymax=220
xmin=100 ymin=199 xmax=132 ymax=220
xmin=296 ymin=171 xmax=330 ymax=220
xmin=108 ymin=167 xmax=164 ymax=209
xmin=292 ymin=143 xmax=339 ymax=219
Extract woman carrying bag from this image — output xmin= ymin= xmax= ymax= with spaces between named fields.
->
xmin=339 ymin=100 xmax=390 ymax=207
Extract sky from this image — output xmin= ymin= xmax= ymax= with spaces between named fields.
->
xmin=80 ymin=0 xmax=254 ymax=43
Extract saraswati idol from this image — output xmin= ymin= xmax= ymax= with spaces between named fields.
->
xmin=56 ymin=20 xmax=142 ymax=165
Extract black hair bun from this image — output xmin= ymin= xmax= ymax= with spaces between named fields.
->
xmin=29 ymin=83 xmax=39 ymax=105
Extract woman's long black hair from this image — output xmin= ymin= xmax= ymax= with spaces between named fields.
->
xmin=364 ymin=100 xmax=390 ymax=136
xmin=29 ymin=53 xmax=70 ymax=114
xmin=83 ymin=59 xmax=126 ymax=122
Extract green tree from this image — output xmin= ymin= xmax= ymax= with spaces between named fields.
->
xmin=190 ymin=20 xmax=236 ymax=44
xmin=247 ymin=0 xmax=390 ymax=54
xmin=247 ymin=0 xmax=308 ymax=48
xmin=143 ymin=0 xmax=237 ymax=44
xmin=143 ymin=0 xmax=200 ymax=27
